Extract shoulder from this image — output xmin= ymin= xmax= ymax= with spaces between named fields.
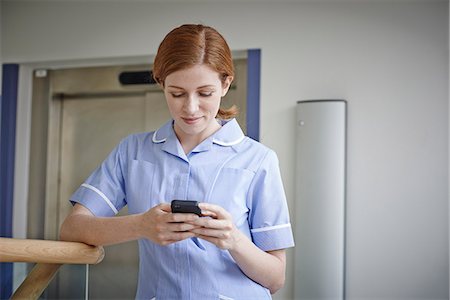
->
xmin=232 ymin=137 xmax=279 ymax=172
xmin=239 ymin=136 xmax=276 ymax=158
xmin=115 ymin=131 xmax=156 ymax=155
xmin=118 ymin=131 xmax=153 ymax=146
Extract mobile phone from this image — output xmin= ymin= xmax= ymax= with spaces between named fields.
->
xmin=171 ymin=200 xmax=202 ymax=216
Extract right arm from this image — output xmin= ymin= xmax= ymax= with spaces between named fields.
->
xmin=59 ymin=203 xmax=200 ymax=246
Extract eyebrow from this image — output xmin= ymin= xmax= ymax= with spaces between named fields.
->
xmin=167 ymin=85 xmax=216 ymax=89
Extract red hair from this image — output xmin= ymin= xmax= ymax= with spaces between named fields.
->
xmin=153 ymin=24 xmax=238 ymax=119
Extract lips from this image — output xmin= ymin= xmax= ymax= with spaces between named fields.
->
xmin=181 ymin=117 xmax=202 ymax=124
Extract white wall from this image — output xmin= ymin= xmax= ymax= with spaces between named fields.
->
xmin=3 ymin=1 xmax=448 ymax=299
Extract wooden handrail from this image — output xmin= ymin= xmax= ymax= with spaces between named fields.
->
xmin=0 ymin=237 xmax=104 ymax=264
xmin=0 ymin=238 xmax=104 ymax=300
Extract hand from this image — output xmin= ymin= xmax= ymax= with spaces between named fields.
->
xmin=188 ymin=203 xmax=242 ymax=250
xmin=139 ymin=203 xmax=200 ymax=246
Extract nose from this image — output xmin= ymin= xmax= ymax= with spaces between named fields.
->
xmin=183 ymin=94 xmax=199 ymax=115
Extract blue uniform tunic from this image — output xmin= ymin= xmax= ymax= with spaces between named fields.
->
xmin=70 ymin=118 xmax=295 ymax=300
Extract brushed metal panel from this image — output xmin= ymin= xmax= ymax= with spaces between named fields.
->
xmin=294 ymin=100 xmax=347 ymax=300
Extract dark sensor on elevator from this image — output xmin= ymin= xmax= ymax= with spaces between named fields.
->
xmin=119 ymin=71 xmax=157 ymax=85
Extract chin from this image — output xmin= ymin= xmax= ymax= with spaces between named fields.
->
xmin=177 ymin=122 xmax=205 ymax=134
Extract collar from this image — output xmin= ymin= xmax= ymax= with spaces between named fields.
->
xmin=151 ymin=120 xmax=172 ymax=144
xmin=211 ymin=118 xmax=246 ymax=146
xmin=152 ymin=119 xmax=246 ymax=155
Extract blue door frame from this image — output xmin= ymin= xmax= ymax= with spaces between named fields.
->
xmin=0 ymin=64 xmax=19 ymax=299
xmin=246 ymin=49 xmax=261 ymax=141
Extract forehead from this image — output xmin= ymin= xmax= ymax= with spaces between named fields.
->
xmin=165 ymin=64 xmax=221 ymax=88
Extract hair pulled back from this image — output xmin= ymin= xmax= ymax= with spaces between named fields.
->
xmin=153 ymin=24 xmax=237 ymax=119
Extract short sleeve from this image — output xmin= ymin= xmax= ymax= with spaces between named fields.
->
xmin=247 ymin=150 xmax=295 ymax=251
xmin=69 ymin=139 xmax=128 ymax=217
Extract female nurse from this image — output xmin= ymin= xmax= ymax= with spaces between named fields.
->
xmin=60 ymin=24 xmax=294 ymax=300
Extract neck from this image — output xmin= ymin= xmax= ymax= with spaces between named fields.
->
xmin=174 ymin=120 xmax=222 ymax=154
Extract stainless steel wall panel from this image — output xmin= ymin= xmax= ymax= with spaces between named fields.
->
xmin=294 ymin=100 xmax=347 ymax=300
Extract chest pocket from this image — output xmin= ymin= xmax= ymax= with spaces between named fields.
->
xmin=208 ymin=167 xmax=254 ymax=230
xmin=126 ymin=159 xmax=156 ymax=214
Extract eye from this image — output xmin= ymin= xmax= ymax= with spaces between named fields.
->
xmin=170 ymin=92 xmax=185 ymax=98
xmin=199 ymin=91 xmax=214 ymax=97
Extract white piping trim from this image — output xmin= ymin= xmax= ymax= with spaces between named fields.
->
xmin=213 ymin=135 xmax=245 ymax=146
xmin=219 ymin=295 xmax=234 ymax=300
xmin=251 ymin=223 xmax=291 ymax=233
xmin=152 ymin=129 xmax=166 ymax=143
xmin=81 ymin=183 xmax=119 ymax=214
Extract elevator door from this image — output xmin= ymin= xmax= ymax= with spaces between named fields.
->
xmin=37 ymin=61 xmax=247 ymax=299
xmin=56 ymin=91 xmax=170 ymax=299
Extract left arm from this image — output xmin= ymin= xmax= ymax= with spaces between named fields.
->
xmin=189 ymin=203 xmax=286 ymax=294
xmin=228 ymin=230 xmax=286 ymax=294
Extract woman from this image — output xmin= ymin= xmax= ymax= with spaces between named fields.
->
xmin=60 ymin=24 xmax=294 ymax=299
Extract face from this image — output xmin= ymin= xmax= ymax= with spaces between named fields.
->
xmin=163 ymin=64 xmax=232 ymax=144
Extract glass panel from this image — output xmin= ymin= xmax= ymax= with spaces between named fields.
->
xmin=12 ymin=262 xmax=29 ymax=294
xmin=11 ymin=262 xmax=88 ymax=299
xmin=87 ymin=243 xmax=138 ymax=299
xmin=44 ymin=264 xmax=87 ymax=299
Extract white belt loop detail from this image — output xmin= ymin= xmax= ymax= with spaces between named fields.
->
xmin=251 ymin=223 xmax=291 ymax=233
xmin=81 ymin=183 xmax=118 ymax=214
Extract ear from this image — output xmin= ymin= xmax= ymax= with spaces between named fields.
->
xmin=221 ymin=76 xmax=234 ymax=97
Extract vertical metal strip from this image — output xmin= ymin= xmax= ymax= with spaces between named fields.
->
xmin=246 ymin=49 xmax=261 ymax=141
xmin=85 ymin=264 xmax=89 ymax=299
xmin=0 ymin=64 xmax=19 ymax=299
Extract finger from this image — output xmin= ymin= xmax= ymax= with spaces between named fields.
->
xmin=160 ymin=232 xmax=197 ymax=245
xmin=190 ymin=228 xmax=231 ymax=239
xmin=158 ymin=203 xmax=172 ymax=212
xmin=169 ymin=213 xmax=200 ymax=223
xmin=166 ymin=222 xmax=201 ymax=232
xmin=199 ymin=210 xmax=218 ymax=219
xmin=169 ymin=231 xmax=197 ymax=240
xmin=198 ymin=203 xmax=231 ymax=220
xmin=189 ymin=217 xmax=232 ymax=230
